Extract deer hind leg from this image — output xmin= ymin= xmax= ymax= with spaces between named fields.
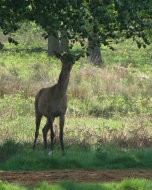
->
xmin=42 ymin=121 xmax=50 ymax=150
xmin=33 ymin=113 xmax=42 ymax=149
xmin=50 ymin=117 xmax=55 ymax=155
xmin=54 ymin=124 xmax=59 ymax=145
xmin=42 ymin=117 xmax=54 ymax=151
xmin=59 ymin=114 xmax=65 ymax=155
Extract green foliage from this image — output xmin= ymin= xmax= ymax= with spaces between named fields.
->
xmin=1 ymin=94 xmax=34 ymax=117
xmin=70 ymin=94 xmax=151 ymax=118
xmin=0 ymin=26 xmax=152 ymax=180
xmin=1 ymin=179 xmax=152 ymax=190
xmin=0 ymin=37 xmax=152 ymax=150
xmin=60 ymin=180 xmax=105 ymax=190
xmin=36 ymin=182 xmax=63 ymax=190
xmin=0 ymin=140 xmax=22 ymax=162
xmin=0 ymin=0 xmax=151 ymax=52
xmin=0 ymin=181 xmax=27 ymax=190
xmin=102 ymin=41 xmax=152 ymax=72
xmin=95 ymin=140 xmax=109 ymax=162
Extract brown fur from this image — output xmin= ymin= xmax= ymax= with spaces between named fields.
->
xmin=33 ymin=52 xmax=81 ymax=155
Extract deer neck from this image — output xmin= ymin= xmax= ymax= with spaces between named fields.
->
xmin=57 ymin=65 xmax=72 ymax=97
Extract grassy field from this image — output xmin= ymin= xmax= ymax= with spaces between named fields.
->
xmin=1 ymin=179 xmax=152 ymax=190
xmin=0 ymin=22 xmax=152 ymax=174
xmin=1 ymin=140 xmax=152 ymax=170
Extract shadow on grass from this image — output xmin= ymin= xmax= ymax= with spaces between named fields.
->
xmin=2 ymin=47 xmax=47 ymax=53
xmin=0 ymin=139 xmax=89 ymax=171
xmin=0 ymin=140 xmax=23 ymax=162
xmin=1 ymin=139 xmax=152 ymax=171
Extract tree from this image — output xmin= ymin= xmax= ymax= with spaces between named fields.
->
xmin=88 ymin=34 xmax=102 ymax=65
xmin=113 ymin=0 xmax=152 ymax=48
xmin=27 ymin=0 xmax=152 ymax=61
xmin=0 ymin=0 xmax=30 ymax=45
xmin=48 ymin=35 xmax=60 ymax=56
xmin=47 ymin=31 xmax=69 ymax=56
xmin=0 ymin=0 xmax=151 ymax=60
xmin=29 ymin=1 xmax=87 ymax=54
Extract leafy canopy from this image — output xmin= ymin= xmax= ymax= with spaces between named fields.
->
xmin=0 ymin=0 xmax=151 ymax=51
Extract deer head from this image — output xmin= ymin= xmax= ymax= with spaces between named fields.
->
xmin=53 ymin=51 xmax=83 ymax=65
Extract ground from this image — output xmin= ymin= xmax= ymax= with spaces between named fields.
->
xmin=1 ymin=170 xmax=152 ymax=186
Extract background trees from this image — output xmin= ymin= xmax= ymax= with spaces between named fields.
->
xmin=0 ymin=0 xmax=151 ymax=64
xmin=0 ymin=0 xmax=29 ymax=38
xmin=0 ymin=1 xmax=152 ymax=174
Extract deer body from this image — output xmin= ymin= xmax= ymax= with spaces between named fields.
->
xmin=36 ymin=85 xmax=67 ymax=118
xmin=33 ymin=52 xmax=81 ymax=155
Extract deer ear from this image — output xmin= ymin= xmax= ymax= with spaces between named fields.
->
xmin=53 ymin=51 xmax=62 ymax=60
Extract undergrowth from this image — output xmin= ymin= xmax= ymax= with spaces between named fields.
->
xmin=1 ymin=179 xmax=152 ymax=190
xmin=0 ymin=23 xmax=152 ymax=171
xmin=0 ymin=140 xmax=152 ymax=171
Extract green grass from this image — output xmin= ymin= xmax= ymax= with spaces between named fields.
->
xmin=102 ymin=40 xmax=152 ymax=73
xmin=1 ymin=179 xmax=152 ymax=190
xmin=0 ymin=140 xmax=152 ymax=171
xmin=0 ymin=23 xmax=152 ymax=174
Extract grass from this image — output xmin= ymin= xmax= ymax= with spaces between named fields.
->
xmin=1 ymin=179 xmax=152 ymax=190
xmin=0 ymin=22 xmax=152 ymax=173
xmin=0 ymin=140 xmax=152 ymax=171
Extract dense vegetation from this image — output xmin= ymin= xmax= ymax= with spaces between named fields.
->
xmin=1 ymin=0 xmax=151 ymax=62
xmin=0 ymin=24 xmax=152 ymax=170
xmin=0 ymin=23 xmax=152 ymax=189
xmin=0 ymin=0 xmax=152 ymax=188
xmin=1 ymin=179 xmax=152 ymax=190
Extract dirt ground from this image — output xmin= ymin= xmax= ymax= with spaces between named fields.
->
xmin=0 ymin=170 xmax=152 ymax=186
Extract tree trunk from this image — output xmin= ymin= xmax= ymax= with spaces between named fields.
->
xmin=48 ymin=35 xmax=60 ymax=56
xmin=88 ymin=34 xmax=102 ymax=66
xmin=60 ymin=31 xmax=69 ymax=53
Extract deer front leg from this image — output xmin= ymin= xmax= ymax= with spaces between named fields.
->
xmin=59 ymin=114 xmax=65 ymax=156
xmin=42 ymin=123 xmax=49 ymax=149
xmin=43 ymin=117 xmax=54 ymax=156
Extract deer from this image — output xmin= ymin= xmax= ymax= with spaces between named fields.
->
xmin=32 ymin=51 xmax=82 ymax=155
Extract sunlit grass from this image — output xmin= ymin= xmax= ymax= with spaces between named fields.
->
xmin=1 ymin=179 xmax=152 ymax=190
xmin=0 ymin=23 xmax=152 ymax=174
xmin=102 ymin=40 xmax=152 ymax=72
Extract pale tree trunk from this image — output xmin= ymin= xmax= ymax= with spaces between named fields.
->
xmin=48 ymin=35 xmax=60 ymax=56
xmin=60 ymin=31 xmax=69 ymax=53
xmin=88 ymin=34 xmax=102 ymax=66
xmin=48 ymin=32 xmax=69 ymax=56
